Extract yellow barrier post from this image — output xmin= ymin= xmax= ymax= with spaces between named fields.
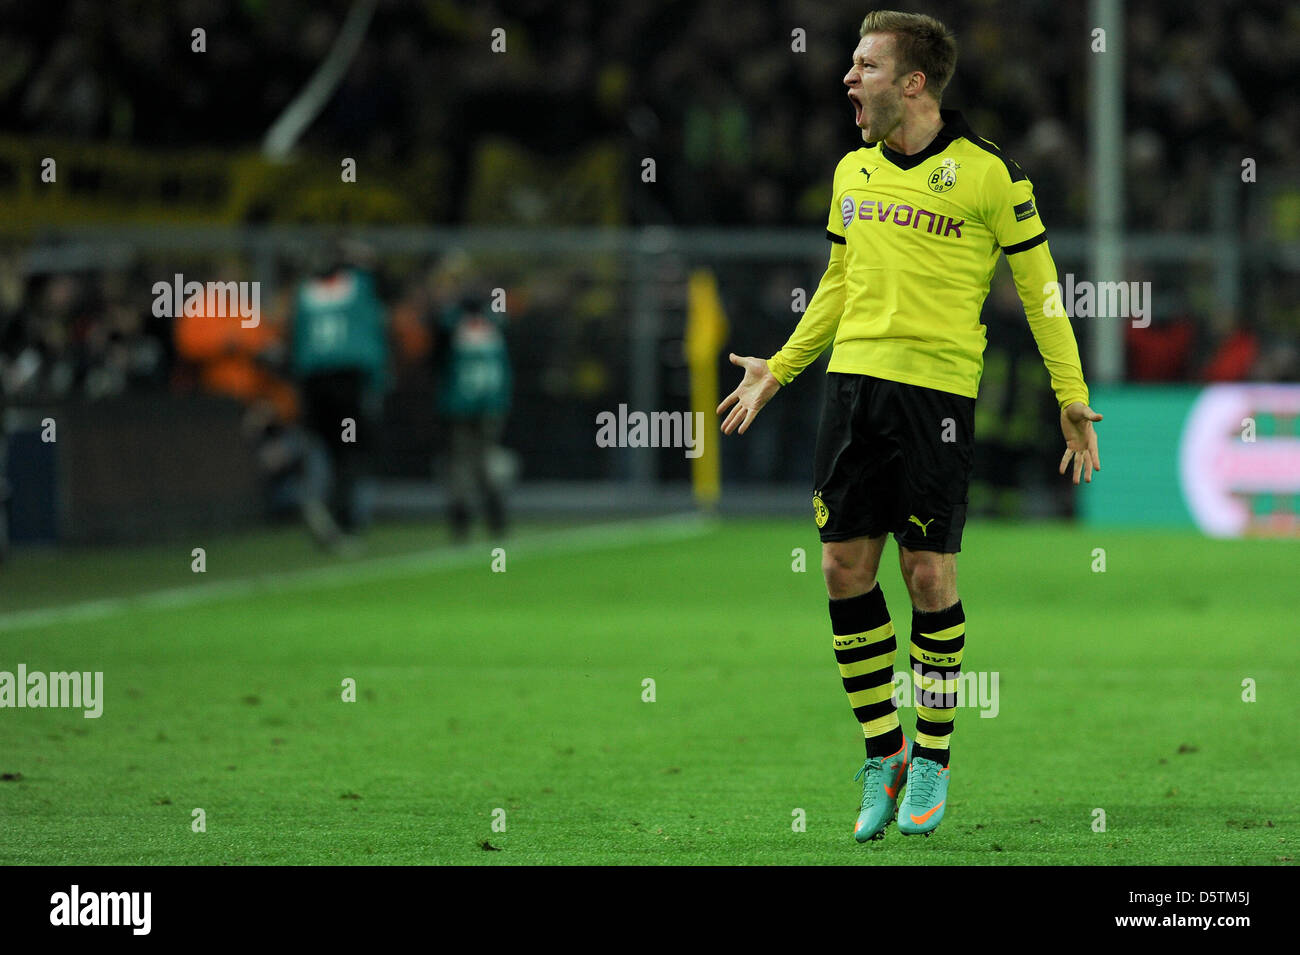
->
xmin=684 ymin=268 xmax=729 ymax=511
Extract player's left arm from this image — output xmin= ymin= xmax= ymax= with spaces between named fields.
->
xmin=984 ymin=162 xmax=1102 ymax=485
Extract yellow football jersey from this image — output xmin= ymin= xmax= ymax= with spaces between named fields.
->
xmin=768 ymin=110 xmax=1089 ymax=409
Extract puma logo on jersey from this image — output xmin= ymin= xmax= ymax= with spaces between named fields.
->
xmin=909 ymin=515 xmax=935 ymax=536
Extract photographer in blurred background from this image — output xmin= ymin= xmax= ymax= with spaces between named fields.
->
xmin=289 ymin=241 xmax=392 ymax=550
xmin=431 ymin=283 xmax=512 ymax=545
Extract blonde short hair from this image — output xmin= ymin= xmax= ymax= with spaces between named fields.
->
xmin=859 ymin=10 xmax=958 ymax=102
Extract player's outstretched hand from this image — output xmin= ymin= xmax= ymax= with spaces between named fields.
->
xmin=717 ymin=353 xmax=781 ymax=435
xmin=1059 ymin=401 xmax=1103 ymax=485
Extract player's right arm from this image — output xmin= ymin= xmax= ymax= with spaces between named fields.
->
xmin=765 ymin=239 xmax=847 ymax=386
xmin=718 ymin=242 xmax=846 ymax=435
xmin=767 ymin=156 xmax=852 ymax=386
xmin=719 ymin=161 xmax=850 ymax=435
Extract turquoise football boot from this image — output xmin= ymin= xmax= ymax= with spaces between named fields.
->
xmin=897 ymin=755 xmax=950 ymax=836
xmin=852 ymin=736 xmax=910 ymax=842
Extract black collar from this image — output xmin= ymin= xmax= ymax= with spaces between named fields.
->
xmin=877 ymin=108 xmax=970 ymax=170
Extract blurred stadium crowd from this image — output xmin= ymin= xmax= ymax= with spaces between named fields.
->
xmin=4 ymin=0 xmax=1294 ymax=227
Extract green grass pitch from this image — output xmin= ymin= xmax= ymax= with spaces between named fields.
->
xmin=0 ymin=516 xmax=1295 ymax=865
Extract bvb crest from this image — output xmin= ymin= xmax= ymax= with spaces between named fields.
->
xmin=928 ymin=158 xmax=959 ymax=193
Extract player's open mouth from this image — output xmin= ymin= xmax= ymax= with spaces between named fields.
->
xmin=849 ymin=92 xmax=863 ymax=125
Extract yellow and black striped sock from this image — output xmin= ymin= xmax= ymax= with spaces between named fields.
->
xmin=830 ymin=583 xmax=903 ymax=758
xmin=910 ymin=600 xmax=965 ymax=768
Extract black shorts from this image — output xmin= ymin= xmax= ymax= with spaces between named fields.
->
xmin=812 ymin=372 xmax=975 ymax=553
